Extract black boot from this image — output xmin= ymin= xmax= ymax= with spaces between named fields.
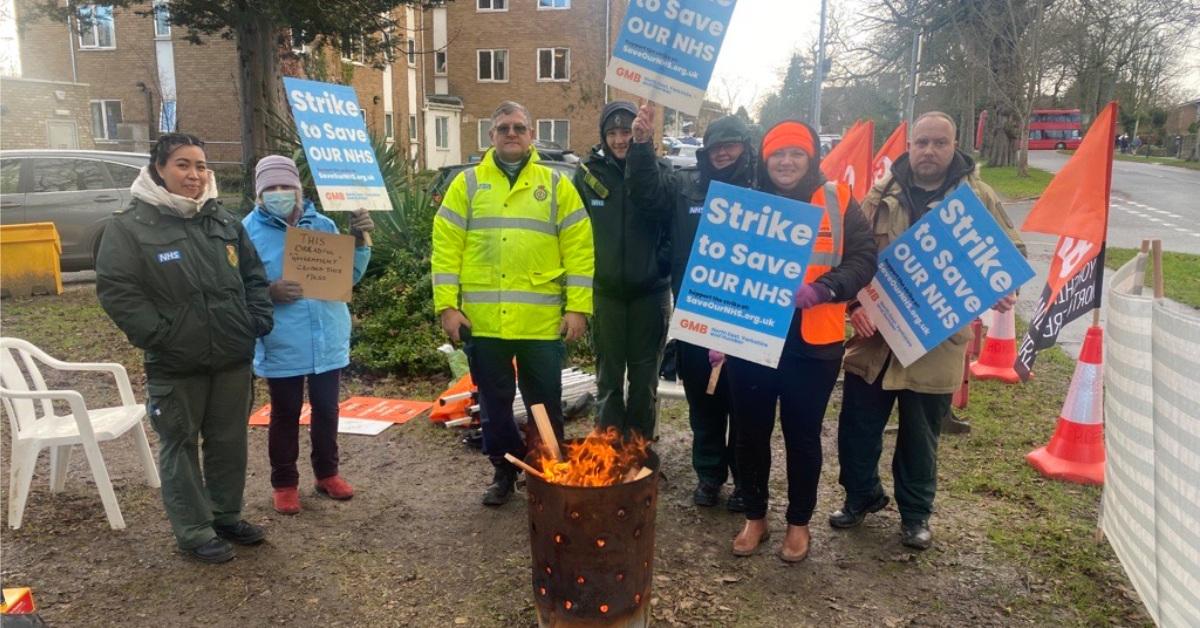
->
xmin=726 ymin=486 xmax=747 ymax=513
xmin=482 ymin=461 xmax=518 ymax=506
xmin=828 ymin=493 xmax=890 ymax=529
xmin=693 ymin=481 xmax=721 ymax=507
xmin=901 ymin=520 xmax=933 ymax=550
xmin=941 ymin=409 xmax=971 ymax=434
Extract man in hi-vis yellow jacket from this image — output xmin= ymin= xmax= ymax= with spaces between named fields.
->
xmin=432 ymin=101 xmax=595 ymax=506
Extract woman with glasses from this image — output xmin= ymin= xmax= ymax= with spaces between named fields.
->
xmin=96 ymin=132 xmax=274 ymax=564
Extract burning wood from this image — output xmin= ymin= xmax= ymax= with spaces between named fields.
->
xmin=537 ymin=427 xmax=650 ymax=488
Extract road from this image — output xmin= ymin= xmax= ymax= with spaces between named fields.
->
xmin=1009 ymin=153 xmax=1198 ymax=361
xmin=1027 ymin=151 xmax=1200 ymax=254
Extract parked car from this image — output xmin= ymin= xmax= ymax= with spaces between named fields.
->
xmin=665 ymin=144 xmax=700 ymax=170
xmin=427 ymin=160 xmax=579 ymax=209
xmin=0 ymin=149 xmax=148 ymax=271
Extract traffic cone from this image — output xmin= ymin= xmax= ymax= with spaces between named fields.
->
xmin=970 ymin=307 xmax=1022 ymax=383
xmin=1026 ymin=325 xmax=1105 ymax=485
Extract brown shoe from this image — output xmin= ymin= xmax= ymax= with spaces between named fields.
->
xmin=315 ymin=475 xmax=355 ymax=500
xmin=273 ymin=487 xmax=301 ymax=514
xmin=779 ymin=524 xmax=810 ymax=563
xmin=732 ymin=520 xmax=770 ymax=557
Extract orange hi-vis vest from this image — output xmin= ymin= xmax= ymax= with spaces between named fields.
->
xmin=801 ymin=181 xmax=852 ymax=345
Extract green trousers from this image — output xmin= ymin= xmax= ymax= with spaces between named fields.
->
xmin=837 ymin=370 xmax=948 ymax=524
xmin=592 ymin=289 xmax=671 ymax=439
xmin=146 ymin=363 xmax=253 ymax=550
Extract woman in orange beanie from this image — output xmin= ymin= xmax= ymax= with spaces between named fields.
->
xmin=723 ymin=120 xmax=876 ymax=562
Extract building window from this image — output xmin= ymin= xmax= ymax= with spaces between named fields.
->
xmin=409 ymin=114 xmax=419 ymax=141
xmin=77 ymin=5 xmax=115 ymax=50
xmin=479 ymin=120 xmax=493 ymax=150
xmin=435 ymin=116 xmax=450 ymax=150
xmin=341 ymin=33 xmax=365 ymax=64
xmin=90 ymin=100 xmax=122 ymax=140
xmin=385 ymin=113 xmax=395 ymax=139
xmin=434 ymin=49 xmax=447 ymax=75
xmin=538 ymin=0 xmax=570 ymax=8
xmin=537 ymin=48 xmax=569 ymax=82
xmin=407 ymin=38 xmax=416 ymax=66
xmin=477 ymin=49 xmax=508 ymax=82
xmin=153 ymin=1 xmax=170 ymax=38
xmin=477 ymin=0 xmax=507 ymax=11
xmin=537 ymin=119 xmax=569 ymax=148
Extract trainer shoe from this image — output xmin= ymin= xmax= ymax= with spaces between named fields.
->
xmin=188 ymin=537 xmax=235 ymax=564
xmin=213 ymin=520 xmax=265 ymax=546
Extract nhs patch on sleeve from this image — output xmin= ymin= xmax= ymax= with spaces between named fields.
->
xmin=689 ymin=205 xmax=704 ymax=215
xmin=157 ymin=250 xmax=182 ymax=263
xmin=590 ymin=199 xmax=606 ymax=207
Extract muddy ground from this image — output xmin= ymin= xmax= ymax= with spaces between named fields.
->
xmin=1 ymin=287 xmax=1148 ymax=626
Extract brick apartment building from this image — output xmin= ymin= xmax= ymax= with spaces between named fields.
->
xmin=6 ymin=1 xmax=425 ymax=165
xmin=4 ymin=0 xmax=690 ymax=170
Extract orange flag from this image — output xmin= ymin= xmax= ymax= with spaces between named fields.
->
xmin=871 ymin=121 xmax=907 ymax=186
xmin=1014 ymin=102 xmax=1116 ymax=381
xmin=820 ymin=120 xmax=874 ymax=202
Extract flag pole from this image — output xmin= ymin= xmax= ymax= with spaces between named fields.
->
xmin=1094 ymin=102 xmax=1117 ymax=321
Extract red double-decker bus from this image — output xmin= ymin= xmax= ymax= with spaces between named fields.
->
xmin=1027 ymin=109 xmax=1082 ymax=150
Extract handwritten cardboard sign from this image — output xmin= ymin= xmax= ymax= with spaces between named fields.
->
xmin=281 ymin=227 xmax=355 ymax=302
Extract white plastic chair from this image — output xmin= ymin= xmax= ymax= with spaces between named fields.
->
xmin=1 ymin=337 xmax=160 ymax=529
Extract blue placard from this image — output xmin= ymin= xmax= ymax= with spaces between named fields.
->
xmin=858 ymin=183 xmax=1036 ymax=366
xmin=282 ymin=77 xmax=391 ymax=212
xmin=668 ymin=181 xmax=825 ymax=368
xmin=604 ymin=0 xmax=737 ymax=116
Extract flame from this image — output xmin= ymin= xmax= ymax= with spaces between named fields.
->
xmin=538 ymin=427 xmax=650 ymax=487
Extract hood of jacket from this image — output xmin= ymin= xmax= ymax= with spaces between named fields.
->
xmin=756 ymin=119 xmax=826 ymax=200
xmin=888 ymin=149 xmax=977 ymax=205
xmin=696 ymin=115 xmax=756 ymax=187
xmin=598 ymin=100 xmax=638 ymax=161
xmin=130 ymin=165 xmax=219 ymax=219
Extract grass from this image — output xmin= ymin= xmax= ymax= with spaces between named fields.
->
xmin=942 ymin=330 xmax=1149 ymax=626
xmin=1059 ymin=150 xmax=1200 ymax=171
xmin=978 ymin=164 xmax=1055 ymax=199
xmin=1103 ymin=247 xmax=1200 ymax=308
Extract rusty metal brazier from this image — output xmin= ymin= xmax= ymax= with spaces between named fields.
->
xmin=525 ymin=448 xmax=659 ymax=627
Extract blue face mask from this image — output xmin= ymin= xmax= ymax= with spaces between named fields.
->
xmin=262 ymin=190 xmax=297 ymax=219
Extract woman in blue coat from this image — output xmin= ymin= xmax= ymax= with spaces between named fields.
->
xmin=242 ymin=155 xmax=374 ymax=514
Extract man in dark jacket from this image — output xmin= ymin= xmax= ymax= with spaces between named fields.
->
xmin=574 ymin=101 xmax=671 ymax=439
xmin=96 ymin=133 xmax=273 ymax=563
xmin=832 ymin=112 xmax=1023 ymax=550
xmin=626 ymin=107 xmax=755 ymax=510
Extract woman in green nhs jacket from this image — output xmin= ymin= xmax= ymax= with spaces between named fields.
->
xmin=96 ymin=133 xmax=274 ymax=564
xmin=241 ymin=155 xmax=374 ymax=517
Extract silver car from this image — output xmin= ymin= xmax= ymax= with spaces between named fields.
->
xmin=0 ymin=149 xmax=148 ymax=271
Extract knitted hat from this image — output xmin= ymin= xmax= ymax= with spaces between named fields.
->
xmin=761 ymin=121 xmax=816 ymax=161
xmin=254 ymin=155 xmax=301 ymax=198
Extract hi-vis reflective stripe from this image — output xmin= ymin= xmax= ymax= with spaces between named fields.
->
xmin=470 ymin=217 xmax=557 ymax=236
xmin=549 ymin=171 xmax=560 ymax=225
xmin=432 ymin=273 xmax=460 ymax=286
xmin=565 ymin=275 xmax=593 ymax=288
xmin=465 ymin=168 xmax=479 ymax=227
xmin=809 ymin=181 xmax=844 ymax=267
xmin=558 ymin=209 xmax=588 ymax=232
xmin=461 ymin=290 xmax=563 ymax=305
xmin=437 ymin=205 xmax=467 ymax=229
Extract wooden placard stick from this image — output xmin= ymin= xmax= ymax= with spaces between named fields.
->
xmin=1151 ymin=239 xmax=1165 ymax=299
xmin=503 ymin=453 xmax=546 ymax=480
xmin=706 ymin=360 xmax=724 ymax=395
xmin=530 ymin=403 xmax=563 ymax=461
xmin=1132 ymin=239 xmax=1150 ymax=296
